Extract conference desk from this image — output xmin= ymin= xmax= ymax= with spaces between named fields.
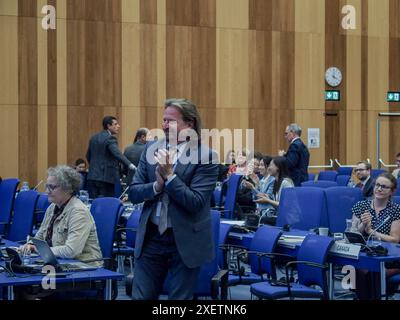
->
xmin=0 ymin=240 xmax=124 ymax=300
xmin=226 ymin=223 xmax=400 ymax=300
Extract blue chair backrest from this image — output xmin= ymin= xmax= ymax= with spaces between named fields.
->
xmin=317 ymin=171 xmax=338 ymax=181
xmin=336 ymin=175 xmax=351 ymax=186
xmin=337 ymin=167 xmax=353 ymax=176
xmin=392 ymin=196 xmax=400 ymax=205
xmin=297 ymin=235 xmax=333 ymax=291
xmin=125 ymin=209 xmax=141 ymax=247
xmin=324 ymin=187 xmax=363 ymax=233
xmin=35 ymin=193 xmax=51 ymax=224
xmin=308 ymin=173 xmax=315 ymax=181
xmin=396 ymin=178 xmax=400 ymax=196
xmin=248 ymin=226 xmax=282 ymax=278
xmin=223 ymin=174 xmax=242 ymax=219
xmin=277 ymin=187 xmax=328 ymax=230
xmin=0 ymin=178 xmax=20 ymax=234
xmin=193 ymin=210 xmax=220 ymax=297
xmin=90 ymin=197 xmax=122 ymax=259
xmin=8 ymin=190 xmax=39 ymax=241
xmin=218 ymin=222 xmax=233 ymax=269
xmin=371 ymin=169 xmax=386 ymax=179
xmin=301 ymin=180 xmax=338 ymax=188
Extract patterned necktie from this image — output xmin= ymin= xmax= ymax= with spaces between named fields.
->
xmin=157 ymin=192 xmax=170 ymax=234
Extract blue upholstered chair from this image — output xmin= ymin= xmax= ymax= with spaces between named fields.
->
xmin=0 ymin=178 xmax=20 ymax=235
xmin=308 ymin=173 xmax=316 ymax=181
xmin=250 ymin=235 xmax=333 ymax=300
xmin=227 ymin=226 xmax=283 ymax=287
xmin=90 ymin=197 xmax=122 ymax=264
xmin=392 ymin=196 xmax=400 ymax=205
xmin=324 ymin=187 xmax=363 ymax=233
xmin=8 ymin=190 xmax=39 ymax=242
xmin=34 ymin=193 xmax=51 ymax=227
xmin=371 ymin=169 xmax=386 ymax=179
xmin=337 ymin=167 xmax=353 ymax=176
xmin=114 ymin=209 xmax=140 ymax=274
xmin=335 ymin=175 xmax=351 ymax=186
xmin=276 ymin=187 xmax=328 ymax=231
xmin=317 ymin=171 xmax=338 ymax=181
xmin=301 ymin=180 xmax=338 ymax=189
xmin=214 ymin=174 xmax=242 ymax=219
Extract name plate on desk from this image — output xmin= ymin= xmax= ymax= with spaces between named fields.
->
xmin=329 ymin=242 xmax=361 ymax=259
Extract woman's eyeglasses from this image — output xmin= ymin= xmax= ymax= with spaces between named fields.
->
xmin=45 ymin=184 xmax=59 ymax=192
xmin=374 ymin=183 xmax=391 ymax=190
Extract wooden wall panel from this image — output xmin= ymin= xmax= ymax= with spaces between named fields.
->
xmin=141 ymin=0 xmax=157 ymax=24
xmin=0 ymin=0 xmax=18 ymax=16
xmin=216 ymin=29 xmax=249 ymax=109
xmin=216 ymin=0 xmax=248 ymax=29
xmin=122 ymin=0 xmax=139 ymax=23
xmin=388 ymin=0 xmax=400 ymax=162
xmin=18 ymin=0 xmax=38 ymax=185
xmin=140 ymin=24 xmax=159 ymax=107
xmin=56 ymin=0 xmax=67 ymax=166
xmin=0 ymin=107 xmax=19 ymax=178
xmin=0 ymin=16 xmax=18 ymax=106
xmin=166 ymin=26 xmax=192 ymax=98
xmin=3 ymin=0 xmax=400 ymax=182
xmin=191 ymin=26 xmax=216 ymax=116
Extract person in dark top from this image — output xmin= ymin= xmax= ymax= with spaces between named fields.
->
xmin=351 ymin=172 xmax=400 ymax=299
xmin=123 ymin=128 xmax=150 ymax=184
xmin=86 ymin=116 xmax=136 ymax=198
xmin=278 ymin=123 xmax=310 ymax=186
xmin=349 ymin=161 xmax=375 ymax=199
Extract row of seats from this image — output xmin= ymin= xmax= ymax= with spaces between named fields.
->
xmin=309 ymin=168 xmax=387 ymax=182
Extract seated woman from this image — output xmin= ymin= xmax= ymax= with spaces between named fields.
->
xmin=350 ymin=172 xmax=400 ymax=299
xmin=242 ymin=155 xmax=274 ymax=213
xmin=75 ymin=158 xmax=88 ymax=190
xmin=254 ymin=156 xmax=294 ymax=225
xmin=22 ymin=165 xmax=102 ymax=266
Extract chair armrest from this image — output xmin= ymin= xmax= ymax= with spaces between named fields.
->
xmin=218 ymin=244 xmax=247 ymax=252
xmin=211 ymin=269 xmax=229 ymax=300
xmin=285 ymin=260 xmax=328 ymax=270
xmin=283 ymin=260 xmax=328 ymax=299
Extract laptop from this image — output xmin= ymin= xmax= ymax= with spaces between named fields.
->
xmin=32 ymin=238 xmax=98 ymax=272
xmin=244 ymin=213 xmax=260 ymax=231
xmin=344 ymin=231 xmax=367 ymax=246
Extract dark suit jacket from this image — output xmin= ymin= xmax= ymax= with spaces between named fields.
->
xmin=362 ymin=176 xmax=375 ymax=199
xmin=124 ymin=141 xmax=146 ymax=184
xmin=86 ymin=130 xmax=132 ymax=184
xmin=129 ymin=140 xmax=219 ymax=268
xmin=284 ymin=138 xmax=310 ymax=187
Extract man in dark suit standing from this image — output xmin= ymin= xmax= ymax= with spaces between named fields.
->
xmin=123 ymin=128 xmax=150 ymax=184
xmin=129 ymin=98 xmax=219 ymax=300
xmin=278 ymin=123 xmax=310 ymax=186
xmin=86 ymin=116 xmax=136 ymax=199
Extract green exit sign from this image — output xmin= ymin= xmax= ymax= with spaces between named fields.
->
xmin=387 ymin=92 xmax=400 ymax=102
xmin=325 ymin=90 xmax=340 ymax=101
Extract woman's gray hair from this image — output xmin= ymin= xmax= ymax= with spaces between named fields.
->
xmin=47 ymin=165 xmax=81 ymax=195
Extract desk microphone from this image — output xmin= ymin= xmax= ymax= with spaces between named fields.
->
xmin=367 ymin=216 xmax=390 ymax=244
xmin=33 ymin=180 xmax=43 ymax=191
xmin=119 ymin=186 xmax=130 ymax=200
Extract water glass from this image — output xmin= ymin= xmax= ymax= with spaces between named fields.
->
xmin=370 ymin=233 xmax=382 ymax=247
